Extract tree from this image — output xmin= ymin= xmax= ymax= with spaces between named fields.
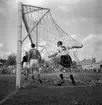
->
xmin=7 ymin=53 xmax=17 ymax=66
xmin=0 ymin=59 xmax=7 ymax=65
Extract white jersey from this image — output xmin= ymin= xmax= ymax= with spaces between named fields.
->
xmin=57 ymin=45 xmax=72 ymax=55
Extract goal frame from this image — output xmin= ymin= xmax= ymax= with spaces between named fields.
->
xmin=16 ymin=2 xmax=22 ymax=89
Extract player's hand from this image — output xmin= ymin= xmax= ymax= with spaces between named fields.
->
xmin=81 ymin=45 xmax=83 ymax=48
xmin=48 ymin=55 xmax=51 ymax=58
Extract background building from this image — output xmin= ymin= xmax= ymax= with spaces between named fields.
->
xmin=80 ymin=58 xmax=102 ymax=72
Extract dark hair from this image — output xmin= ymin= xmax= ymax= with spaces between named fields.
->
xmin=57 ymin=41 xmax=63 ymax=45
xmin=31 ymin=43 xmax=35 ymax=48
xmin=25 ymin=51 xmax=28 ymax=54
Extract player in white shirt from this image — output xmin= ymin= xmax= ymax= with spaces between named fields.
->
xmin=48 ymin=41 xmax=83 ymax=84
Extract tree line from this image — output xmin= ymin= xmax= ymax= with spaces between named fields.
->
xmin=0 ymin=53 xmax=16 ymax=66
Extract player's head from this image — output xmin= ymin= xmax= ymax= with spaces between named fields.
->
xmin=25 ymin=51 xmax=28 ymax=55
xmin=57 ymin=41 xmax=63 ymax=47
xmin=31 ymin=43 xmax=35 ymax=48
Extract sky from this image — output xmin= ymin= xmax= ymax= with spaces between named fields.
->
xmin=0 ymin=0 xmax=102 ymax=61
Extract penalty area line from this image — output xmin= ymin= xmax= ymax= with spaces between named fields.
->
xmin=0 ymin=90 xmax=18 ymax=105
xmin=0 ymin=83 xmax=28 ymax=105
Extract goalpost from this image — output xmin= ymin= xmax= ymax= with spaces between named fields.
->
xmin=16 ymin=2 xmax=50 ymax=89
xmin=16 ymin=2 xmax=38 ymax=89
xmin=16 ymin=2 xmax=22 ymax=89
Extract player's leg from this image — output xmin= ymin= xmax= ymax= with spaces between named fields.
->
xmin=70 ymin=74 xmax=76 ymax=85
xmin=25 ymin=67 xmax=29 ymax=80
xmin=31 ymin=68 xmax=35 ymax=83
xmin=58 ymin=65 xmax=64 ymax=80
xmin=23 ymin=62 xmax=27 ymax=80
xmin=24 ymin=67 xmax=28 ymax=80
xmin=25 ymin=63 xmax=29 ymax=80
xmin=30 ymin=59 xmax=35 ymax=83
xmin=37 ymin=64 xmax=43 ymax=83
xmin=26 ymin=63 xmax=30 ymax=80
xmin=58 ymin=55 xmax=68 ymax=81
xmin=68 ymin=55 xmax=76 ymax=85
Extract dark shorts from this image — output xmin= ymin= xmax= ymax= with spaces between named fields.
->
xmin=60 ymin=55 xmax=72 ymax=68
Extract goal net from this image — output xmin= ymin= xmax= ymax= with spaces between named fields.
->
xmin=17 ymin=3 xmax=100 ymax=88
xmin=22 ymin=4 xmax=82 ymax=61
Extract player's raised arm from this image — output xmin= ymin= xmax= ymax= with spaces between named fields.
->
xmin=48 ymin=52 xmax=58 ymax=58
xmin=72 ymin=45 xmax=83 ymax=49
xmin=67 ymin=45 xmax=83 ymax=49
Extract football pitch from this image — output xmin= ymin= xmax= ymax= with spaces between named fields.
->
xmin=0 ymin=73 xmax=102 ymax=105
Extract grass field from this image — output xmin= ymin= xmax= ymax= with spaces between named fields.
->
xmin=0 ymin=73 xmax=102 ymax=105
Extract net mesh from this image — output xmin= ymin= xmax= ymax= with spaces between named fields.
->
xmin=22 ymin=5 xmax=82 ymax=61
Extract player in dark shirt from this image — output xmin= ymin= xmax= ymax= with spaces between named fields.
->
xmin=22 ymin=56 xmax=27 ymax=65
xmin=22 ymin=51 xmax=29 ymax=80
xmin=28 ymin=43 xmax=42 ymax=83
